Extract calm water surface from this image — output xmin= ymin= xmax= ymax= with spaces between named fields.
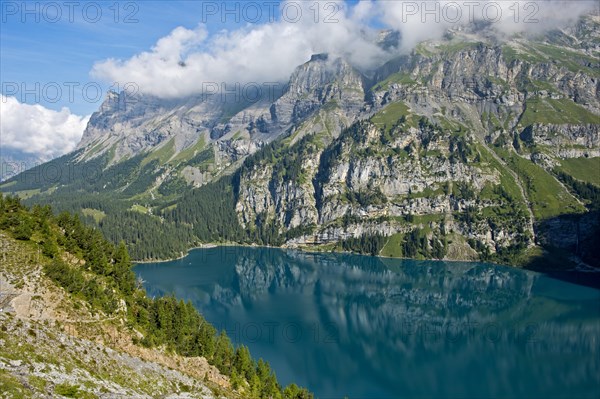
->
xmin=135 ymin=247 xmax=600 ymax=399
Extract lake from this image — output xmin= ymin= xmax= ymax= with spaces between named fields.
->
xmin=134 ymin=247 xmax=600 ymax=399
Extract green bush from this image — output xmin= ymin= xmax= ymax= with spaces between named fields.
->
xmin=54 ymin=383 xmax=79 ymax=397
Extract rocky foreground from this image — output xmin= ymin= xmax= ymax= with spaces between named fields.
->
xmin=0 ymin=233 xmax=233 ymax=398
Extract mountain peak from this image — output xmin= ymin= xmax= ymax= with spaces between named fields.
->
xmin=377 ymin=29 xmax=401 ymax=51
xmin=98 ymin=90 xmax=121 ymax=113
xmin=310 ymin=53 xmax=329 ymax=62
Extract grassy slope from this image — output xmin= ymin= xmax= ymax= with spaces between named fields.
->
xmin=172 ymin=137 xmax=207 ymax=164
xmin=370 ymin=101 xmax=411 ymax=132
xmin=495 ymin=148 xmax=585 ymax=219
xmin=519 ymin=98 xmax=599 ymax=126
xmin=141 ymin=138 xmax=176 ymax=167
xmin=559 ymin=157 xmax=600 ymax=187
xmin=373 ymin=72 xmax=417 ymax=91
xmin=380 ymin=233 xmax=405 ymax=258
xmin=81 ymin=208 xmax=107 ymax=223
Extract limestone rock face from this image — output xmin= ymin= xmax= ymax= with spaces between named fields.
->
xmin=233 ymin=15 xmax=599 ymax=260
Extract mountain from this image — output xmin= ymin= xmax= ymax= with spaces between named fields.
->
xmin=1 ymin=14 xmax=599 ymax=269
xmin=0 ymin=148 xmax=43 ymax=182
xmin=77 ymin=52 xmax=367 ymax=162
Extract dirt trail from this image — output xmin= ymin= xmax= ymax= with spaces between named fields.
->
xmin=1 ymin=249 xmax=232 ymax=393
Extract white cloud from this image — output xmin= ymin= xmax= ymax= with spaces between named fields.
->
xmin=91 ymin=1 xmax=389 ymax=98
xmin=91 ymin=0 xmax=598 ymax=99
xmin=0 ymin=95 xmax=90 ymax=161
xmin=380 ymin=1 xmax=599 ymax=51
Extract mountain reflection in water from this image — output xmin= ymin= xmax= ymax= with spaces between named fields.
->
xmin=136 ymin=247 xmax=600 ymax=399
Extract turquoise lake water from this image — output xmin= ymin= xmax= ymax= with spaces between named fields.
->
xmin=135 ymin=247 xmax=600 ymax=399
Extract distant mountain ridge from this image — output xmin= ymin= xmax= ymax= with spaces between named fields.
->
xmin=2 ymin=15 xmax=599 ymax=270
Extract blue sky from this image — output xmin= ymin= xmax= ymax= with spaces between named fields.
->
xmin=3 ymin=2 xmax=230 ymax=114
xmin=2 ymin=0 xmax=355 ymax=114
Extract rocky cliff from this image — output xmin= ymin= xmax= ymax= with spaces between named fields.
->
xmin=234 ymin=15 xmax=600 ymax=265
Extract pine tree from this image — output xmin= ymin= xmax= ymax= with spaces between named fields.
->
xmin=234 ymin=345 xmax=255 ymax=380
xmin=13 ymin=218 xmax=33 ymax=240
xmin=113 ymin=241 xmax=135 ymax=294
xmin=41 ymin=235 xmax=59 ymax=258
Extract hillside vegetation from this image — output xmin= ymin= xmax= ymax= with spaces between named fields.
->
xmin=0 ymin=194 xmax=312 ymax=399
